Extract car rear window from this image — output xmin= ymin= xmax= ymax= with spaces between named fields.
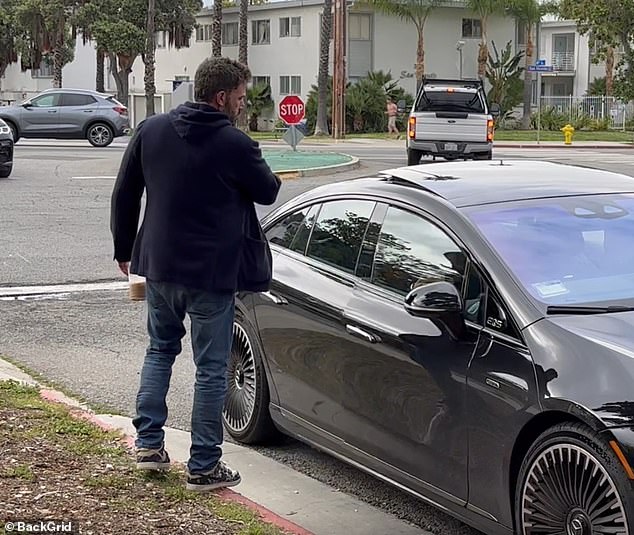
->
xmin=415 ymin=90 xmax=485 ymax=114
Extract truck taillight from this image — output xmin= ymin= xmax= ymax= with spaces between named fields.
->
xmin=408 ymin=117 xmax=416 ymax=139
xmin=487 ymin=119 xmax=494 ymax=142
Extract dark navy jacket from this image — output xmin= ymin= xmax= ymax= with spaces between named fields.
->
xmin=110 ymin=102 xmax=281 ymax=293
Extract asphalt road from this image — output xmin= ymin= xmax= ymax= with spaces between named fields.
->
xmin=2 ymin=141 xmax=634 ymax=534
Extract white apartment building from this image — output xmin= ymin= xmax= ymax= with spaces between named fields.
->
xmin=1 ymin=0 xmax=521 ymax=125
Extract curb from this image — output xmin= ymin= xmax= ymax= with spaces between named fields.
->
xmin=3 ymin=371 xmax=314 ymax=535
xmin=494 ymin=143 xmax=633 ymax=149
xmin=276 ymin=155 xmax=360 ymax=180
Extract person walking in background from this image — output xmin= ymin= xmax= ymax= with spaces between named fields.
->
xmin=386 ymin=99 xmax=400 ymax=138
xmin=110 ymin=57 xmax=281 ymax=492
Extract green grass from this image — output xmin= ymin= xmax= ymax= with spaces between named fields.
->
xmin=2 ymin=464 xmax=35 ymax=481
xmin=494 ymin=129 xmax=634 ymax=142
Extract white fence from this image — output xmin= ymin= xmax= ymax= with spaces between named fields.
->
xmin=539 ymin=96 xmax=634 ymax=130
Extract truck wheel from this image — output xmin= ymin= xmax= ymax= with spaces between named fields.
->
xmin=407 ymin=149 xmax=423 ymax=166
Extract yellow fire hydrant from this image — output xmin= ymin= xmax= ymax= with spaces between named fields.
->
xmin=561 ymin=124 xmax=575 ymax=145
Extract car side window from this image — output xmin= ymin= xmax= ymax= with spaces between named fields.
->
xmin=306 ymin=200 xmax=375 ymax=273
xmin=61 ymin=94 xmax=97 ymax=106
xmin=463 ymin=262 xmax=486 ymax=324
xmin=289 ymin=204 xmax=320 ymax=254
xmin=371 ymin=207 xmax=465 ymax=296
xmin=265 ymin=206 xmax=312 ymax=248
xmin=30 ymin=94 xmax=59 ymax=107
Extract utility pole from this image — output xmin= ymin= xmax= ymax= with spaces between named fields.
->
xmin=332 ymin=0 xmax=346 ymax=139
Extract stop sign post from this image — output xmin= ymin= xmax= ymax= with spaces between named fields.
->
xmin=279 ymin=95 xmax=305 ymax=151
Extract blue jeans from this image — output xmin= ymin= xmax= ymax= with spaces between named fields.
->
xmin=132 ymin=280 xmax=235 ymax=474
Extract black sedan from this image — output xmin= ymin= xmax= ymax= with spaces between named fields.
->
xmin=223 ymin=160 xmax=634 ymax=535
xmin=0 ymin=117 xmax=13 ymax=177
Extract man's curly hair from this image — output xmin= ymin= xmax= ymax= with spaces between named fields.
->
xmin=194 ymin=57 xmax=251 ymax=103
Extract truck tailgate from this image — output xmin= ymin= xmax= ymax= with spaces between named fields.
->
xmin=414 ymin=112 xmax=488 ymax=143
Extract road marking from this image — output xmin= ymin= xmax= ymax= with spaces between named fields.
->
xmin=71 ymin=176 xmax=117 ymax=180
xmin=0 ymin=281 xmax=128 ymax=298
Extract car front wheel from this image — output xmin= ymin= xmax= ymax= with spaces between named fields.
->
xmin=0 ymin=163 xmax=12 ymax=178
xmin=87 ymin=123 xmax=114 ymax=147
xmin=222 ymin=312 xmax=277 ymax=444
xmin=516 ymin=422 xmax=633 ymax=535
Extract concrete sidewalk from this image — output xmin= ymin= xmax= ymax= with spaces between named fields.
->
xmin=0 ymin=357 xmax=429 ymax=535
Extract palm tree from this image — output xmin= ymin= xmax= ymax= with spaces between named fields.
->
xmin=212 ymin=0 xmax=222 ymax=57
xmin=96 ymin=47 xmax=105 ymax=92
xmin=238 ymin=0 xmax=248 ymax=64
xmin=144 ymin=0 xmax=156 ymax=117
xmin=314 ymin=0 xmax=332 ymax=135
xmin=509 ymin=0 xmax=542 ymax=129
xmin=467 ymin=0 xmax=505 ymax=80
xmin=360 ymin=0 xmax=442 ymax=89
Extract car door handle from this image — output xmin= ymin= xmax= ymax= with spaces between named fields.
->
xmin=48 ymin=110 xmax=57 ymax=113
xmin=83 ymin=110 xmax=94 ymax=113
xmin=345 ymin=324 xmax=380 ymax=344
xmin=261 ymin=291 xmax=288 ymax=305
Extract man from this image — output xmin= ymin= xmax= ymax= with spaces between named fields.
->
xmin=110 ymin=57 xmax=281 ymax=492
xmin=386 ymin=99 xmax=399 ymax=138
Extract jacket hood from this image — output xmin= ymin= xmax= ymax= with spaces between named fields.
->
xmin=169 ymin=102 xmax=232 ymax=140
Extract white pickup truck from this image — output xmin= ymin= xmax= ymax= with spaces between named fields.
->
xmin=402 ymin=78 xmax=500 ymax=165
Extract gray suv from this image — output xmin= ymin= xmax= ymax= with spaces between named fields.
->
xmin=0 ymin=88 xmax=130 ymax=147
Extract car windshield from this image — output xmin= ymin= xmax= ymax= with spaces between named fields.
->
xmin=415 ymin=90 xmax=485 ymax=113
xmin=463 ymin=194 xmax=634 ymax=307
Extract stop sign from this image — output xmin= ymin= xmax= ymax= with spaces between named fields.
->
xmin=279 ymin=95 xmax=305 ymax=125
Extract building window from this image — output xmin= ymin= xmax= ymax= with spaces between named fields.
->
xmin=516 ymin=20 xmax=527 ymax=47
xmin=280 ymin=16 xmax=301 ymax=37
xmin=196 ymin=24 xmax=213 ymax=41
xmin=252 ymin=76 xmax=271 ymax=88
xmin=31 ymin=59 xmax=53 ymax=79
xmin=280 ymin=75 xmax=301 ymax=95
xmin=462 ymin=18 xmax=482 ymax=39
xmin=349 ymin=13 xmax=371 ymax=40
xmin=222 ymin=22 xmax=238 ymax=46
xmin=156 ymin=31 xmax=167 ymax=49
xmin=252 ymin=19 xmax=270 ymax=45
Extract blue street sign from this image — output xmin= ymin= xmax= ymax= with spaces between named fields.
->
xmin=536 ymin=59 xmax=546 ymax=66
xmin=528 ymin=65 xmax=554 ymax=72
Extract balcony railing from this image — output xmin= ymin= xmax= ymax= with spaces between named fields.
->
xmin=552 ymin=51 xmax=575 ymax=72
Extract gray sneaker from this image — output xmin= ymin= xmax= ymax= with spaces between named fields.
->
xmin=136 ymin=447 xmax=171 ymax=470
xmin=186 ymin=460 xmax=241 ymax=491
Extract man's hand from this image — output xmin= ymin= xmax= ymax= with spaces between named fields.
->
xmin=118 ymin=261 xmax=130 ymax=276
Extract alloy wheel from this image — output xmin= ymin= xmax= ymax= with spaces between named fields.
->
xmin=223 ymin=323 xmax=257 ymax=434
xmin=520 ymin=443 xmax=629 ymax=535
xmin=89 ymin=125 xmax=111 ymax=146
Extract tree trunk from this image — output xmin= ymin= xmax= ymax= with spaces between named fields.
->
xmin=52 ymin=33 xmax=64 ymax=88
xmin=415 ymin=26 xmax=425 ymax=91
xmin=605 ymin=46 xmax=614 ymax=97
xmin=314 ymin=0 xmax=332 ymax=136
xmin=235 ymin=0 xmax=249 ymax=129
xmin=96 ymin=48 xmax=105 ymax=93
xmin=212 ymin=0 xmax=222 ymax=58
xmin=238 ymin=0 xmax=248 ymax=65
xmin=110 ymin=52 xmax=133 ymax=108
xmin=144 ymin=0 xmax=157 ymax=118
xmin=477 ymin=18 xmax=488 ymax=80
xmin=521 ymin=25 xmax=534 ymax=130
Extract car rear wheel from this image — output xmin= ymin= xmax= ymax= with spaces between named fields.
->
xmin=407 ymin=148 xmax=423 ymax=166
xmin=515 ymin=422 xmax=633 ymax=535
xmin=0 ymin=163 xmax=12 ymax=178
xmin=87 ymin=123 xmax=114 ymax=147
xmin=222 ymin=312 xmax=277 ymax=444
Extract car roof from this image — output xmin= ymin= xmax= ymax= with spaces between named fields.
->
xmin=41 ymin=88 xmax=112 ymax=98
xmin=378 ymin=160 xmax=634 ymax=207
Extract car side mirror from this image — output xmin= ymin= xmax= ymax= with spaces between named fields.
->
xmin=397 ymin=99 xmax=407 ymax=113
xmin=22 ymin=102 xmax=32 ymax=108
xmin=489 ymin=103 xmax=501 ymax=117
xmin=404 ymin=281 xmax=462 ymax=317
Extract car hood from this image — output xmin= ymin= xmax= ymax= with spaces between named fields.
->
xmin=526 ymin=311 xmax=634 ymax=427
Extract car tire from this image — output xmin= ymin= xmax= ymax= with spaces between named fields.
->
xmin=474 ymin=152 xmax=492 ymax=160
xmin=0 ymin=164 xmax=12 ymax=178
xmin=515 ymin=422 xmax=634 ymax=535
xmin=86 ymin=123 xmax=114 ymax=147
xmin=222 ymin=310 xmax=278 ymax=444
xmin=6 ymin=121 xmax=19 ymax=143
xmin=407 ymin=148 xmax=423 ymax=166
